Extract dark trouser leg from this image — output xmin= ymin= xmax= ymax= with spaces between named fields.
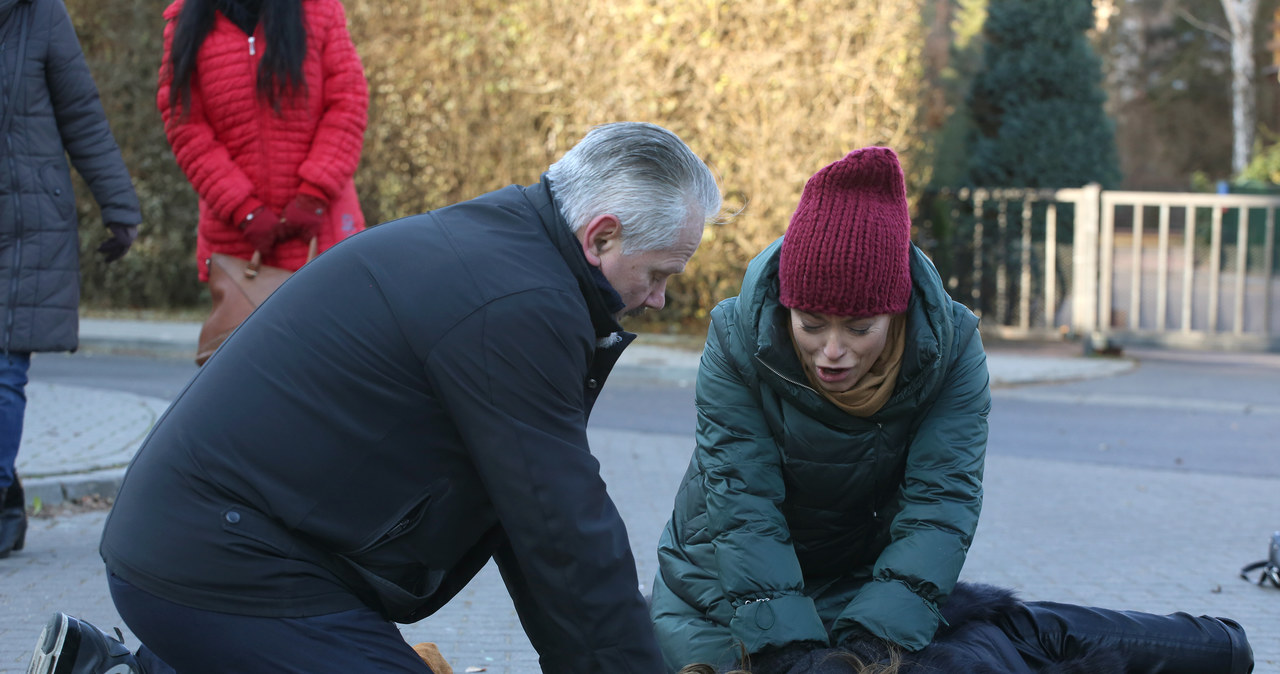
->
xmin=995 ymin=599 xmax=1253 ymax=674
xmin=0 ymin=352 xmax=30 ymax=490
xmin=108 ymin=572 xmax=434 ymax=674
xmin=0 ymin=353 xmax=30 ymax=557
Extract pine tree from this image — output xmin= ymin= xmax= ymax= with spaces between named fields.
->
xmin=966 ymin=0 xmax=1121 ymax=187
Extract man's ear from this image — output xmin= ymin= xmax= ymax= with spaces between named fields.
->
xmin=578 ymin=214 xmax=622 ymax=267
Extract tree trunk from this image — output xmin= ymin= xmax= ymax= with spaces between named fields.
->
xmin=922 ymin=0 xmax=954 ymax=129
xmin=1221 ymin=0 xmax=1258 ymax=175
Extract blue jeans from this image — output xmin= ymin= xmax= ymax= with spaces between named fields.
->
xmin=0 ymin=352 xmax=30 ymax=491
xmin=108 ymin=573 xmax=434 ymax=673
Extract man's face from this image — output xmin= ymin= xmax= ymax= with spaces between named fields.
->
xmin=582 ymin=216 xmax=704 ymax=319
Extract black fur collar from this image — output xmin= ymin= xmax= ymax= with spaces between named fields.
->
xmin=911 ymin=582 xmax=1129 ymax=674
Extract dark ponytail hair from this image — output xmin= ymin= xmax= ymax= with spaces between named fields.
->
xmin=169 ymin=0 xmax=308 ymax=116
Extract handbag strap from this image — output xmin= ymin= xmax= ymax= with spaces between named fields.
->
xmin=1239 ymin=560 xmax=1280 ymax=587
xmin=242 ymin=237 xmax=319 ymax=279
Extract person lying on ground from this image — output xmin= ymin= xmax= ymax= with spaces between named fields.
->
xmin=676 ymin=581 xmax=1254 ymax=674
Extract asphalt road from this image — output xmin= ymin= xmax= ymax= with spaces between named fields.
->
xmin=988 ymin=348 xmax=1280 ymax=478
xmin=29 ymin=346 xmax=1280 ymax=478
xmin=27 ymin=351 xmax=199 ymax=402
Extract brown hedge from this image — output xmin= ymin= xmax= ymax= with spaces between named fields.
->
xmin=69 ymin=0 xmax=927 ymax=328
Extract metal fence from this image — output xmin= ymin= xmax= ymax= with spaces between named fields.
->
xmin=915 ymin=184 xmax=1280 ymax=351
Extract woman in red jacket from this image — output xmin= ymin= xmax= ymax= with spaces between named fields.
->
xmin=158 ymin=0 xmax=368 ymax=282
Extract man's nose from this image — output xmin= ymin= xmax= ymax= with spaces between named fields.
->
xmin=645 ymin=282 xmax=668 ymax=310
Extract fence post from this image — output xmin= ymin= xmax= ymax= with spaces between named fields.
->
xmin=1072 ymin=183 xmax=1102 ymax=337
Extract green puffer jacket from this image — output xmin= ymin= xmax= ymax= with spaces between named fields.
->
xmin=651 ymin=237 xmax=990 ymax=672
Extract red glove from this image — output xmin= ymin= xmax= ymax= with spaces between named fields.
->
xmin=281 ymin=194 xmax=327 ymax=243
xmin=239 ymin=207 xmax=284 ymax=255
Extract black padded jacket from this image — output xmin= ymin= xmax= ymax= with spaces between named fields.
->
xmin=101 ymin=177 xmax=662 ymax=672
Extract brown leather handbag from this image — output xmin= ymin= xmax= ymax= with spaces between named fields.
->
xmin=195 ymin=238 xmax=317 ymax=366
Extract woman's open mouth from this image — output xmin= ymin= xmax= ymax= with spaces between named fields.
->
xmin=816 ymin=366 xmax=850 ymax=383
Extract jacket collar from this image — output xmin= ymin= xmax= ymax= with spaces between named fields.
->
xmin=521 ymin=174 xmax=629 ymax=347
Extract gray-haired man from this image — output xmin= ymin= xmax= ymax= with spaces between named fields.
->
xmin=32 ymin=122 xmax=721 ymax=674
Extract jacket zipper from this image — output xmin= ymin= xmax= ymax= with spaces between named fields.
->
xmin=0 ymin=17 xmax=17 ymax=352
xmin=1 ymin=15 xmax=28 ymax=355
xmin=248 ymin=35 xmax=255 ymax=55
xmin=1 ymin=2 xmax=36 ymax=356
xmin=755 ymin=354 xmax=813 ymax=393
xmin=3 ymin=131 xmax=22 ymax=355
xmin=928 ymin=598 xmax=950 ymax=627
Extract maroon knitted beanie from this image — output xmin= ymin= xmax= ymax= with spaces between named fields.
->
xmin=779 ymin=147 xmax=912 ymax=318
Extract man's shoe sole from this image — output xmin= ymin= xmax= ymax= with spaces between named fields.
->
xmin=26 ymin=612 xmax=69 ymax=674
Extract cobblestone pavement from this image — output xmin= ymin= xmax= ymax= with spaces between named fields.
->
xmin=20 ymin=383 xmax=163 ymax=477
xmin=1 ymin=427 xmax=1276 ymax=673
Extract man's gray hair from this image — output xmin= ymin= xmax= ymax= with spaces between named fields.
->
xmin=548 ymin=122 xmax=721 ymax=254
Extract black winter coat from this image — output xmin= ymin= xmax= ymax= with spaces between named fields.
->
xmin=100 ymin=178 xmax=662 ymax=672
xmin=907 ymin=582 xmax=1128 ymax=674
xmin=765 ymin=583 xmax=1132 ymax=673
xmin=0 ymin=0 xmax=141 ymax=353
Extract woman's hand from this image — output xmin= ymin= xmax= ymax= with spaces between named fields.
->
xmin=239 ymin=207 xmax=284 ymax=255
xmin=97 ymin=224 xmax=138 ymax=263
xmin=837 ymin=626 xmax=893 ymax=666
xmin=745 ymin=641 xmax=828 ymax=674
xmin=281 ymin=194 xmax=327 ymax=243
xmin=747 ymin=644 xmax=871 ymax=673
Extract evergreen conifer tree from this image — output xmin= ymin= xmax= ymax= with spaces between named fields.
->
xmin=966 ymin=0 xmax=1121 ymax=187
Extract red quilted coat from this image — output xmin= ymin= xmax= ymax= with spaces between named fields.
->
xmin=158 ymin=0 xmax=368 ymax=281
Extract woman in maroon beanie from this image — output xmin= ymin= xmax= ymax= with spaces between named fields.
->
xmin=649 ymin=148 xmax=1253 ymax=674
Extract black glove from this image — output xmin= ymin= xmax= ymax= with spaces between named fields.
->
xmin=837 ymin=626 xmax=893 ymax=667
xmin=744 ymin=641 xmax=824 ymax=674
xmin=96 ymin=224 xmax=137 ymax=263
xmin=784 ymin=649 xmax=867 ymax=674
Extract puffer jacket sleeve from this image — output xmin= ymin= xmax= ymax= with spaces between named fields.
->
xmin=45 ymin=0 xmax=141 ymax=226
xmin=156 ymin=14 xmax=262 ymax=226
xmin=833 ymin=318 xmax=990 ymax=651
xmin=697 ymin=307 xmax=828 ymax=655
xmin=294 ymin=0 xmax=366 ymax=200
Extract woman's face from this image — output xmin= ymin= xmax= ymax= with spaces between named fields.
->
xmin=789 ymin=310 xmax=893 ymax=393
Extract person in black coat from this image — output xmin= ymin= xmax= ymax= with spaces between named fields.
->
xmin=0 ymin=0 xmax=142 ymax=560
xmin=26 ymin=121 xmax=722 ymax=674
xmin=678 ymin=582 xmax=1254 ymax=673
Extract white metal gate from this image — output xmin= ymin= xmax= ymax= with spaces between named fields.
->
xmin=918 ymin=184 xmax=1280 ymax=351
